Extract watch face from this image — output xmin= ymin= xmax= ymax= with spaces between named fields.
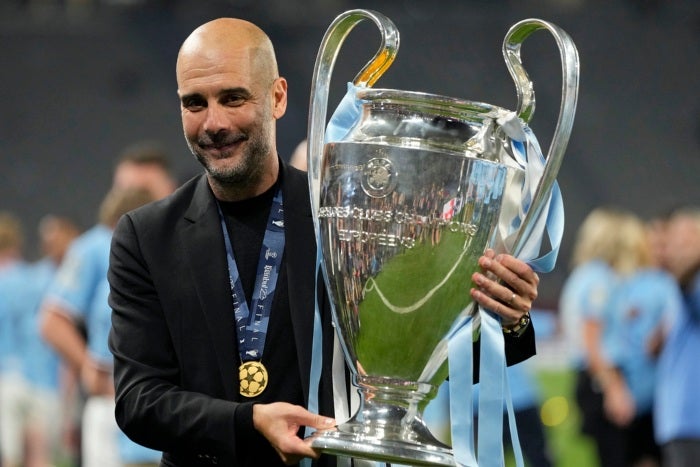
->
xmin=503 ymin=314 xmax=530 ymax=336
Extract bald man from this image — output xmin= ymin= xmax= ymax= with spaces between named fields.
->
xmin=107 ymin=18 xmax=539 ymax=467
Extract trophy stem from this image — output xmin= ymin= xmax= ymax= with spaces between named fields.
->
xmin=308 ymin=376 xmax=458 ymax=466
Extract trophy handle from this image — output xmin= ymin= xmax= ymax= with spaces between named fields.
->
xmin=306 ymin=9 xmax=399 ymax=231
xmin=502 ymin=19 xmax=579 ymax=256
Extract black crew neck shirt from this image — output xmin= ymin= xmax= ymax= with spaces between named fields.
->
xmin=217 ymin=179 xmax=306 ymax=465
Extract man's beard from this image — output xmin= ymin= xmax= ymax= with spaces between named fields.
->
xmin=188 ymin=123 xmax=272 ymax=188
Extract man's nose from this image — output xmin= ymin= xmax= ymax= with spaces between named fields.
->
xmin=202 ymin=104 xmax=229 ymax=133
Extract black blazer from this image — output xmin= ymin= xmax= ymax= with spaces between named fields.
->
xmin=109 ymin=162 xmax=337 ymax=466
xmin=108 ymin=160 xmax=535 ymax=466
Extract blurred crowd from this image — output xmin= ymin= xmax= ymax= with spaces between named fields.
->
xmin=558 ymin=205 xmax=700 ymax=467
xmin=0 ymin=140 xmax=177 ymax=467
xmin=2 ymin=136 xmax=700 ymax=467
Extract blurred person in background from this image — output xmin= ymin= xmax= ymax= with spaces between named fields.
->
xmin=599 ymin=214 xmax=681 ymax=467
xmin=0 ymin=211 xmax=23 ymax=274
xmin=0 ymin=211 xmax=27 ymax=467
xmin=25 ymin=216 xmax=80 ymax=467
xmin=0 ymin=214 xmax=81 ymax=467
xmin=559 ymin=206 xmax=679 ymax=467
xmin=40 ymin=189 xmax=166 ymax=467
xmin=111 ymin=140 xmax=178 ymax=199
xmin=289 ymin=138 xmax=307 ymax=170
xmin=39 ymin=143 xmax=177 ymax=467
xmin=35 ymin=216 xmax=84 ymax=467
xmin=654 ymin=207 xmax=700 ymax=467
xmin=559 ymin=206 xmax=628 ymax=467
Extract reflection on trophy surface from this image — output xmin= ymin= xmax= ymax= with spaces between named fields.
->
xmin=320 ymin=142 xmax=505 ymax=387
xmin=317 ymin=140 xmax=506 ymax=463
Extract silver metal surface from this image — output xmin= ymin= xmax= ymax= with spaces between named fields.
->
xmin=306 ymin=8 xmax=579 ymax=466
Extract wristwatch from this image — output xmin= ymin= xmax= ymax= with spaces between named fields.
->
xmin=501 ymin=313 xmax=531 ymax=337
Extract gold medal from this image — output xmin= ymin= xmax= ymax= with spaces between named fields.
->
xmin=239 ymin=361 xmax=268 ymax=397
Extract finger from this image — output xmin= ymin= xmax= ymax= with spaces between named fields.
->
xmin=258 ymin=403 xmax=335 ymax=431
xmin=479 ymin=255 xmax=538 ymax=302
xmin=507 ymin=291 xmax=517 ymax=307
xmin=508 ymin=290 xmax=531 ymax=315
xmin=473 ymin=272 xmax=533 ymax=320
xmin=471 ymin=264 xmax=534 ymax=321
xmin=470 ymin=286 xmax=520 ymax=323
xmin=495 ymin=254 xmax=540 ymax=287
xmin=290 ymin=409 xmax=335 ymax=431
xmin=480 ymin=255 xmax=530 ymax=292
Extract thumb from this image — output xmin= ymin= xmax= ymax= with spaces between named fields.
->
xmin=301 ymin=411 xmax=336 ymax=430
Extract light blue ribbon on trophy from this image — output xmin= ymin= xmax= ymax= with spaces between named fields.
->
xmin=305 ymin=82 xmax=564 ymax=467
xmin=303 ymin=248 xmax=324 ymax=434
xmin=323 ymin=82 xmax=362 ymax=144
xmin=447 ymin=316 xmax=477 ymax=466
xmin=494 ymin=111 xmax=564 ymax=273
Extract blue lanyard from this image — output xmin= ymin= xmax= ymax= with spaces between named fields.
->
xmin=217 ymin=188 xmax=285 ymax=363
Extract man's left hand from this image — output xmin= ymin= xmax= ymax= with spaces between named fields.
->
xmin=469 ymin=248 xmax=539 ymax=328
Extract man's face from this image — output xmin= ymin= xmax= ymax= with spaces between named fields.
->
xmin=177 ymin=45 xmax=287 ymax=187
xmin=664 ymin=215 xmax=700 ymax=282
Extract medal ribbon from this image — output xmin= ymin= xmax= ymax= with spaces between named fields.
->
xmin=217 ymin=188 xmax=285 ymax=366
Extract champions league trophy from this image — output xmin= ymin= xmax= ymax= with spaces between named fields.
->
xmin=305 ymin=9 xmax=579 ymax=466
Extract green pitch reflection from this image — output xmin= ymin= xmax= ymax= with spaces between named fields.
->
xmin=355 ymin=228 xmax=480 ymax=384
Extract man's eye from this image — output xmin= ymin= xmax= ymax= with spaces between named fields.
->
xmin=182 ymin=97 xmax=205 ymax=111
xmin=223 ymin=94 xmax=247 ymax=106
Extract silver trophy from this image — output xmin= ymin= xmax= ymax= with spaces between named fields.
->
xmin=306 ymin=9 xmax=578 ymax=466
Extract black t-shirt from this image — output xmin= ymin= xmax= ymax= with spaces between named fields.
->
xmin=218 ymin=181 xmax=306 ymax=466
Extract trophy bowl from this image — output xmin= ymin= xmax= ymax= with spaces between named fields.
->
xmin=308 ymin=89 xmax=509 ymax=466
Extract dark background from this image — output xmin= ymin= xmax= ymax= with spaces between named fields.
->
xmin=2 ymin=0 xmax=699 ymax=307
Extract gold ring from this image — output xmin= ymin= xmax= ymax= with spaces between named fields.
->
xmin=509 ymin=292 xmax=516 ymax=305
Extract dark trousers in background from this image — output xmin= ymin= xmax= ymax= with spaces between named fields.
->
xmin=575 ymin=370 xmax=660 ymax=467
xmin=662 ymin=439 xmax=700 ymax=467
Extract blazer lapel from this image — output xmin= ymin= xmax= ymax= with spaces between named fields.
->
xmin=181 ymin=176 xmax=238 ymax=399
xmin=177 ymin=168 xmax=323 ymax=404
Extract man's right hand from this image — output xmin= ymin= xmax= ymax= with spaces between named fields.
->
xmin=252 ymin=402 xmax=335 ymax=465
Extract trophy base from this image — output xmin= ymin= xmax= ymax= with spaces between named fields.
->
xmin=306 ymin=376 xmax=465 ymax=465
xmin=308 ymin=425 xmax=456 ymax=466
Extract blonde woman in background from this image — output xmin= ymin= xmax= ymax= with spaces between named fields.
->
xmin=559 ymin=206 xmax=681 ymax=467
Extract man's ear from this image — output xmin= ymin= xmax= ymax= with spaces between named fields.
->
xmin=272 ymin=77 xmax=288 ymax=119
